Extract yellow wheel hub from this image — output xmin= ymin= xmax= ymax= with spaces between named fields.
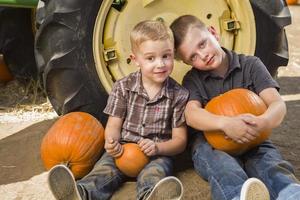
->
xmin=94 ymin=0 xmax=255 ymax=92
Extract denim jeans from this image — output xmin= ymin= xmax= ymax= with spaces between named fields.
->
xmin=77 ymin=152 xmax=173 ymax=200
xmin=191 ymin=133 xmax=300 ymax=200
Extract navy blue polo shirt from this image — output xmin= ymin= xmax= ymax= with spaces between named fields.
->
xmin=182 ymin=48 xmax=279 ymax=107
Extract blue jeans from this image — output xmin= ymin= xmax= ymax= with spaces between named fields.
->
xmin=77 ymin=152 xmax=173 ymax=200
xmin=191 ymin=134 xmax=300 ymax=200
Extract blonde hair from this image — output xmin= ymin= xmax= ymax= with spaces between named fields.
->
xmin=130 ymin=20 xmax=174 ymax=53
xmin=170 ymin=15 xmax=206 ymax=49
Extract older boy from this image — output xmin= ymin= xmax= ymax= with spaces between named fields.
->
xmin=47 ymin=20 xmax=189 ymax=200
xmin=170 ymin=15 xmax=300 ymax=200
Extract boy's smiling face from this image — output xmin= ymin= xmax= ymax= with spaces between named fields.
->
xmin=131 ymin=39 xmax=174 ymax=85
xmin=177 ymin=26 xmax=227 ymax=73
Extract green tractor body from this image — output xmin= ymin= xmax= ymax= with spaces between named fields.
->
xmin=0 ymin=0 xmax=37 ymax=8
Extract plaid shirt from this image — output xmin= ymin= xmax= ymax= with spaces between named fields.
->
xmin=104 ymin=71 xmax=189 ymax=143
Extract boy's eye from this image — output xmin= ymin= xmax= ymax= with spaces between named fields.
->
xmin=163 ymin=54 xmax=171 ymax=59
xmin=191 ymin=54 xmax=198 ymax=62
xmin=199 ymin=40 xmax=206 ymax=49
xmin=146 ymin=57 xmax=155 ymax=61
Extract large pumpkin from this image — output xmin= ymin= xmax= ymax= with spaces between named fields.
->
xmin=41 ymin=112 xmax=105 ymax=179
xmin=204 ymin=88 xmax=271 ymax=155
xmin=0 ymin=54 xmax=13 ymax=83
xmin=115 ymin=143 xmax=149 ymax=177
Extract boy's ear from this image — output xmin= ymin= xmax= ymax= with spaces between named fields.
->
xmin=130 ymin=54 xmax=140 ymax=67
xmin=207 ymin=26 xmax=220 ymax=41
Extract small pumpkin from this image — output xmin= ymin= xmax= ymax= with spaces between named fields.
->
xmin=115 ymin=143 xmax=149 ymax=177
xmin=41 ymin=112 xmax=105 ymax=179
xmin=0 ymin=54 xmax=13 ymax=83
xmin=204 ymin=88 xmax=271 ymax=155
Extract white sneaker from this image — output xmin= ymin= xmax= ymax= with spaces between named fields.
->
xmin=240 ymin=178 xmax=270 ymax=200
xmin=145 ymin=176 xmax=183 ymax=200
xmin=48 ymin=164 xmax=82 ymax=200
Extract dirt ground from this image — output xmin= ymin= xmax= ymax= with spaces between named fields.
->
xmin=0 ymin=5 xmax=300 ymax=200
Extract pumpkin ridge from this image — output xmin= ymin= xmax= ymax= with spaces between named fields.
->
xmin=74 ymin=120 xmax=104 ymax=163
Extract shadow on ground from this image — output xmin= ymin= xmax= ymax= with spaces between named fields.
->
xmin=0 ymin=119 xmax=56 ymax=185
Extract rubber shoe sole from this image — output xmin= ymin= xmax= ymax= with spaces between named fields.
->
xmin=48 ymin=164 xmax=82 ymax=200
xmin=146 ymin=176 xmax=183 ymax=200
xmin=240 ymin=178 xmax=270 ymax=200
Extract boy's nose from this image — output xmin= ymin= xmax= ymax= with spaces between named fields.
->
xmin=200 ymin=53 xmax=209 ymax=61
xmin=197 ymin=50 xmax=209 ymax=61
xmin=157 ymin=59 xmax=165 ymax=68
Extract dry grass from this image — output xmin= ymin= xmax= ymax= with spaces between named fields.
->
xmin=0 ymin=78 xmax=57 ymax=123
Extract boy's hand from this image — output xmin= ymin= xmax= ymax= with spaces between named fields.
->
xmin=105 ymin=138 xmax=123 ymax=158
xmin=138 ymin=138 xmax=158 ymax=156
xmin=222 ymin=116 xmax=259 ymax=144
xmin=239 ymin=113 xmax=269 ymax=133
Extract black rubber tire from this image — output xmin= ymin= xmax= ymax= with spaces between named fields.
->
xmin=250 ymin=0 xmax=291 ymax=76
xmin=0 ymin=7 xmax=37 ymax=80
xmin=35 ymin=0 xmax=108 ymax=123
xmin=35 ymin=0 xmax=291 ymax=123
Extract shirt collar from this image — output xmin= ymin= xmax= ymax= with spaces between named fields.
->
xmin=126 ymin=70 xmax=172 ymax=99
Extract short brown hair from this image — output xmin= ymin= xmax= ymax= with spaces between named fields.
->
xmin=170 ymin=15 xmax=206 ymax=49
xmin=130 ymin=20 xmax=174 ymax=53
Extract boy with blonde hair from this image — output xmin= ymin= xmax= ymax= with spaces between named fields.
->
xmin=170 ymin=15 xmax=300 ymax=200
xmin=47 ymin=20 xmax=189 ymax=200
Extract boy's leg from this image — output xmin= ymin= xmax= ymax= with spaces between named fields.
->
xmin=136 ymin=156 xmax=182 ymax=200
xmin=48 ymin=152 xmax=125 ymax=200
xmin=244 ymin=141 xmax=300 ymax=200
xmin=277 ymin=183 xmax=300 ymax=200
xmin=76 ymin=152 xmax=126 ymax=200
xmin=191 ymin=134 xmax=248 ymax=200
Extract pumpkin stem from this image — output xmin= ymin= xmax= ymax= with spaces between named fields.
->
xmin=61 ymin=161 xmax=70 ymax=168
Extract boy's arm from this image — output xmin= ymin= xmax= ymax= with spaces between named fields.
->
xmin=185 ymin=100 xmax=259 ymax=143
xmin=257 ymin=88 xmax=286 ymax=130
xmin=235 ymin=57 xmax=285 ymax=133
xmin=138 ymin=125 xmax=187 ymax=156
xmin=185 ymin=100 xmax=224 ymax=131
xmin=105 ymin=116 xmax=123 ymax=141
xmin=155 ymin=124 xmax=188 ymax=156
xmin=104 ymin=116 xmax=124 ymax=157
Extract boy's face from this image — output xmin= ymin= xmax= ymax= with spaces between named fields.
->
xmin=177 ymin=26 xmax=226 ymax=72
xmin=131 ymin=39 xmax=174 ymax=85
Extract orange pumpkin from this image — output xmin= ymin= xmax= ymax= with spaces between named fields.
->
xmin=204 ymin=88 xmax=271 ymax=155
xmin=0 ymin=54 xmax=13 ymax=83
xmin=40 ymin=112 xmax=105 ymax=179
xmin=115 ymin=143 xmax=149 ymax=177
xmin=286 ymin=0 xmax=297 ymax=5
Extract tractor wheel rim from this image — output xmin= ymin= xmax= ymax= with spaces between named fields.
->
xmin=93 ymin=0 xmax=255 ymax=92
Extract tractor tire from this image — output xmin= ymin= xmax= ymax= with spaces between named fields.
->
xmin=35 ymin=0 xmax=291 ymax=124
xmin=35 ymin=0 xmax=108 ymax=123
xmin=0 ymin=7 xmax=37 ymax=80
xmin=250 ymin=0 xmax=291 ymax=76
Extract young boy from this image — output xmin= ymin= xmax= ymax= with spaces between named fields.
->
xmin=47 ymin=20 xmax=189 ymax=200
xmin=170 ymin=15 xmax=300 ymax=200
